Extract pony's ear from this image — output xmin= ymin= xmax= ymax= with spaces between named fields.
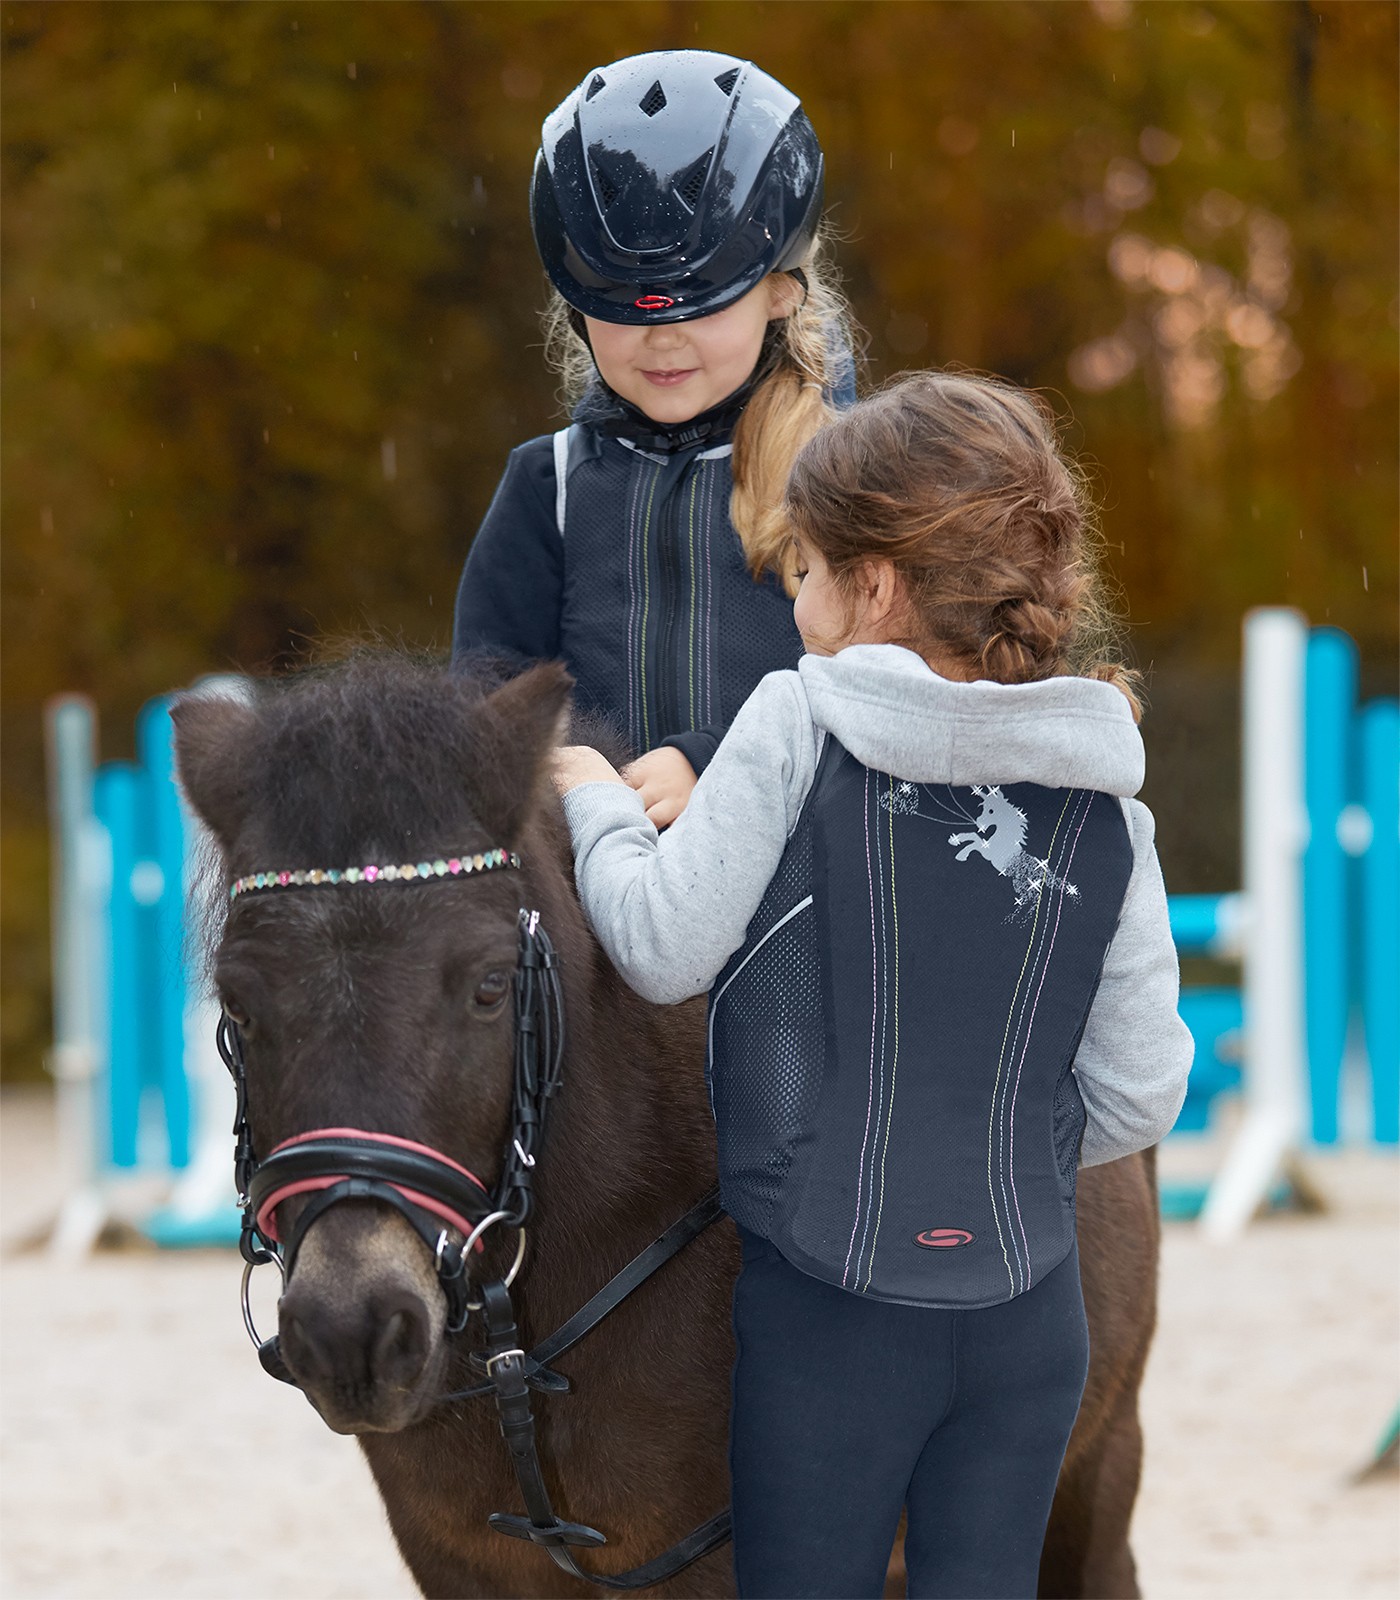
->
xmin=170 ymin=693 xmax=260 ymax=854
xmin=468 ymin=662 xmax=574 ymax=844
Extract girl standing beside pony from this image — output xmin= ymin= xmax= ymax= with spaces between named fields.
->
xmin=453 ymin=49 xmax=854 ymax=827
xmin=554 ymin=370 xmax=1193 ymax=1599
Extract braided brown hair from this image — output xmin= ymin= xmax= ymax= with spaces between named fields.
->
xmin=784 ymin=370 xmax=1142 ymax=717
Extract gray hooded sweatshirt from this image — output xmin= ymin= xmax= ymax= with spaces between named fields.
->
xmin=563 ymin=643 xmax=1192 ymax=1167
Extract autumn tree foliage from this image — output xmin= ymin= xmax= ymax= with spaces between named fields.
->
xmin=2 ymin=1 xmax=1395 ymax=1076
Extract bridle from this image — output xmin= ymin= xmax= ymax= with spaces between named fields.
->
xmin=220 ymin=857 xmax=729 ymax=1590
xmin=223 ymin=904 xmax=557 ymax=1349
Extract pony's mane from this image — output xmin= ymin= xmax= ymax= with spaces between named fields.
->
xmin=213 ymin=649 xmax=621 ymax=868
xmin=183 ymin=648 xmax=626 ymax=987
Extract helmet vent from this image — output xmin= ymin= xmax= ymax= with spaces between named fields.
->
xmin=675 ymin=149 xmax=714 ymax=210
xmin=590 ymin=159 xmax=618 ymax=208
xmin=639 ymin=81 xmax=668 ymax=117
xmin=585 ymin=73 xmax=606 ymax=100
xmin=714 ymin=67 xmax=740 ymax=95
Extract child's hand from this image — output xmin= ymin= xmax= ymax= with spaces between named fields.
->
xmin=621 ymin=747 xmax=698 ymax=829
xmin=553 ymin=746 xmax=626 ymax=795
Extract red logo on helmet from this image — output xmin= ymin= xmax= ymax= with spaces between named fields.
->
xmin=915 ymin=1228 xmax=975 ymax=1249
xmin=635 ymin=293 xmax=676 ymax=311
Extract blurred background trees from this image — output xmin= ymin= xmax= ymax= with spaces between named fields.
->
xmin=3 ymin=0 xmax=1396 ymax=1078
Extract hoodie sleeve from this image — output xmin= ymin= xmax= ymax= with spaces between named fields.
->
xmin=562 ymin=672 xmax=818 ymax=1004
xmin=1075 ymin=798 xmax=1194 ymax=1166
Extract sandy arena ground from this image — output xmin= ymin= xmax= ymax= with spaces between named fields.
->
xmin=2 ymin=1086 xmax=1396 ymax=1600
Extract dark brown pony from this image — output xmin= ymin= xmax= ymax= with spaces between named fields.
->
xmin=173 ymin=653 xmax=1159 ymax=1600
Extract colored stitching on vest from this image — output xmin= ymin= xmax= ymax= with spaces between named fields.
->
xmin=870 ymin=776 xmax=895 ymax=1285
xmin=559 ymin=438 xmax=798 ymax=759
xmin=890 ymin=776 xmax=1034 ymax=1295
xmin=849 ymin=767 xmax=896 ymax=1292
xmin=687 ymin=471 xmax=700 ymax=728
xmin=624 ymin=453 xmax=644 ymax=749
xmin=1005 ymin=789 xmax=1096 ymax=1288
xmin=842 ymin=767 xmax=882 ymax=1288
xmin=861 ymin=774 xmax=903 ymax=1292
xmin=629 ymin=456 xmax=649 ymax=750
xmin=874 ymin=776 xmax=1076 ymax=1298
xmin=1004 ymin=796 xmax=1081 ymax=1286
xmin=1004 ymin=832 xmax=1064 ymax=1285
xmin=1001 ymin=787 xmax=1088 ymax=1288
xmin=988 ymin=789 xmax=1076 ymax=1296
xmin=697 ymin=457 xmax=710 ymax=720
xmin=1011 ymin=793 xmax=1100 ymax=1280
xmin=638 ymin=462 xmax=662 ymax=750
xmin=857 ymin=768 xmax=887 ymax=1288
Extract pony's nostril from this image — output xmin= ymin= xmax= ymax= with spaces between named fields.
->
xmin=373 ymin=1305 xmax=430 ymax=1389
xmin=279 ymin=1310 xmax=335 ymax=1387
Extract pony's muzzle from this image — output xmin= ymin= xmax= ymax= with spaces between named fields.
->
xmin=279 ymin=1282 xmax=436 ymax=1431
xmin=275 ymin=1203 xmax=448 ymax=1432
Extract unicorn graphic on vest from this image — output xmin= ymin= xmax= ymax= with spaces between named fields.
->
xmin=947 ymin=785 xmax=1080 ymax=918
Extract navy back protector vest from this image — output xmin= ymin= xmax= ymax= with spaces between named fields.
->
xmin=707 ymin=738 xmax=1135 ymax=1308
xmin=555 ymin=428 xmax=803 ymax=753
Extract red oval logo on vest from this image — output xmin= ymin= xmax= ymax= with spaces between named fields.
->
xmin=634 ymin=294 xmax=676 ymax=310
xmin=915 ymin=1228 xmax=975 ymax=1249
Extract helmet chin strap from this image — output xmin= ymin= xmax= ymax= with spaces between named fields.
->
xmin=570 ymin=319 xmax=789 ymax=455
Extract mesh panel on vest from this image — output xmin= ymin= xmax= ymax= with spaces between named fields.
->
xmin=708 ymin=816 xmax=823 ymax=1239
xmin=559 ymin=438 xmax=802 ymax=752
xmin=1051 ymin=1068 xmax=1087 ymax=1202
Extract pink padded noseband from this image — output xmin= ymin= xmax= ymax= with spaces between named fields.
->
xmin=254 ymin=1126 xmax=491 ymax=1248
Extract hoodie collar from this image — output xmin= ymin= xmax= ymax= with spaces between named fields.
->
xmin=797 ymin=644 xmax=1144 ymax=796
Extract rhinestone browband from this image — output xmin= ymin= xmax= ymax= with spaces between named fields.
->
xmin=230 ymin=848 xmax=521 ymax=901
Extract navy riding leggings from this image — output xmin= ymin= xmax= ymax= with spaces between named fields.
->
xmin=729 ymin=1229 xmax=1089 ymax=1599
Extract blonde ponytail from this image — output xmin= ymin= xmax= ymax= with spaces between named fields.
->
xmin=731 ymin=234 xmax=855 ymax=594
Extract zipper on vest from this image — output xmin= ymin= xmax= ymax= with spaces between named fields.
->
xmin=652 ymin=457 xmax=693 ymax=740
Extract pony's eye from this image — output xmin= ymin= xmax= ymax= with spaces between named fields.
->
xmin=473 ymin=972 xmax=511 ymax=1012
xmin=222 ymin=998 xmax=251 ymax=1029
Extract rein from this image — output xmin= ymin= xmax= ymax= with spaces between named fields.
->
xmin=220 ymin=867 xmax=730 ymax=1590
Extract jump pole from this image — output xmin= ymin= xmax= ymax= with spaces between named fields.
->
xmin=43 ymin=696 xmax=109 ymax=1257
xmin=144 ymin=676 xmax=248 ymax=1246
xmin=1359 ymin=699 xmax=1399 ymax=1143
xmin=1200 ymin=608 xmax=1310 ymax=1241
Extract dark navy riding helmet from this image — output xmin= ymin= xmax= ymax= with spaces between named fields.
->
xmin=531 ymin=50 xmax=824 ymax=325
